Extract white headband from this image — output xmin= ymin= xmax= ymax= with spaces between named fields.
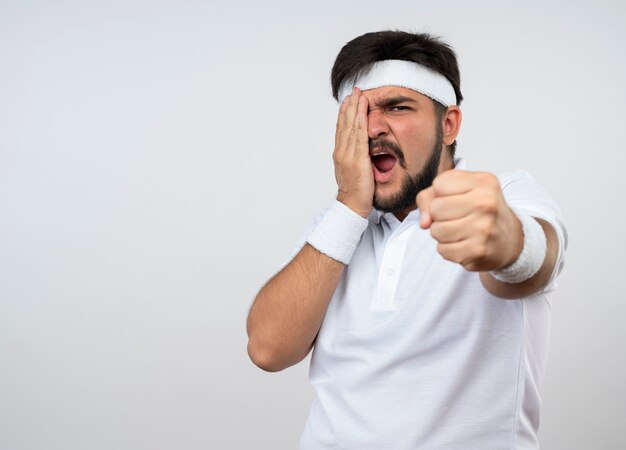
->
xmin=337 ymin=59 xmax=457 ymax=107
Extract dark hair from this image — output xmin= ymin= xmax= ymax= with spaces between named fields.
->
xmin=331 ymin=30 xmax=463 ymax=156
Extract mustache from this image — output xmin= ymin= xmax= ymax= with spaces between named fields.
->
xmin=369 ymin=138 xmax=407 ymax=169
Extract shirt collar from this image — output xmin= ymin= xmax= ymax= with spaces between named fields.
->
xmin=368 ymin=156 xmax=466 ymax=224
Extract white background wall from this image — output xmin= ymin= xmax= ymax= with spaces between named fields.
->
xmin=1 ymin=0 xmax=624 ymax=448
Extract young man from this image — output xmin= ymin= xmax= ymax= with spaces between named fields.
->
xmin=247 ymin=31 xmax=567 ymax=449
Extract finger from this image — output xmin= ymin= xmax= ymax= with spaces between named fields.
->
xmin=432 ymin=170 xmax=501 ymax=198
xmin=334 ymin=94 xmax=351 ymax=148
xmin=437 ymin=238 xmax=491 ymax=272
xmin=428 ymin=193 xmax=475 ymax=222
xmin=437 ymin=239 xmax=485 ymax=268
xmin=429 ymin=215 xmax=474 ymax=243
xmin=436 ymin=240 xmax=468 ymax=265
xmin=416 ymin=187 xmax=436 ymax=229
xmin=336 ymin=88 xmax=361 ymax=155
xmin=343 ymin=89 xmax=362 ymax=158
xmin=353 ymin=94 xmax=369 ymax=159
xmin=334 ymin=94 xmax=353 ymax=160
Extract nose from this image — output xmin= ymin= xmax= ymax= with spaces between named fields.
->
xmin=367 ymin=108 xmax=389 ymax=140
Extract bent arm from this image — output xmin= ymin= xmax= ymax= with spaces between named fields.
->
xmin=246 ymin=244 xmax=345 ymax=372
xmin=247 ymin=89 xmax=373 ymax=372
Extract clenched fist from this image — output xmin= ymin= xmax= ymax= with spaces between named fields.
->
xmin=416 ymin=170 xmax=524 ymax=272
xmin=333 ymin=87 xmax=374 ymax=218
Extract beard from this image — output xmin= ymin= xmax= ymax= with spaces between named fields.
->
xmin=372 ymin=125 xmax=444 ymax=214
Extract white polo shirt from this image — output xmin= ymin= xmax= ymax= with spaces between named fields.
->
xmin=290 ymin=162 xmax=567 ymax=450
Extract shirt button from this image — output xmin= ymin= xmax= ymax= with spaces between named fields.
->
xmin=386 ymin=268 xmax=395 ymax=276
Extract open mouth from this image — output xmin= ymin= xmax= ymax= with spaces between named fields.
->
xmin=371 ymin=152 xmax=397 ymax=173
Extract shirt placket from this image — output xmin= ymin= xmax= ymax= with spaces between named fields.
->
xmin=371 ymin=226 xmax=411 ymax=312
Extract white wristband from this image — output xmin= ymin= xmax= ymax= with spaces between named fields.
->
xmin=490 ymin=210 xmax=547 ymax=284
xmin=306 ymin=200 xmax=369 ymax=265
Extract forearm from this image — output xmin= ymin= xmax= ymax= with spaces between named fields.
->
xmin=479 ymin=218 xmax=559 ymax=299
xmin=246 ymin=243 xmax=345 ymax=372
xmin=247 ymin=89 xmax=371 ymax=372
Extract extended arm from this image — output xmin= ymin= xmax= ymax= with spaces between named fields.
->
xmin=417 ymin=170 xmax=562 ymax=299
xmin=479 ymin=217 xmax=559 ymax=299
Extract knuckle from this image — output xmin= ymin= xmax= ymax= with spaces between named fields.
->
xmin=474 ymin=242 xmax=488 ymax=260
xmin=438 ymin=243 xmax=457 ymax=263
xmin=338 ymin=117 xmax=352 ymax=132
xmin=477 ymin=219 xmax=494 ymax=239
xmin=481 ymin=172 xmax=500 ymax=189
xmin=478 ymin=196 xmax=498 ymax=215
xmin=417 ymin=187 xmax=433 ymax=203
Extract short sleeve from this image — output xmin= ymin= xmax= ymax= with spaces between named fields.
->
xmin=498 ymin=170 xmax=569 ymax=293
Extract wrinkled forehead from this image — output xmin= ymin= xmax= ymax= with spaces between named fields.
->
xmin=360 ymin=85 xmax=429 ymax=106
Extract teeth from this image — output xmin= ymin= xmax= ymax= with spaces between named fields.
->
xmin=370 ymin=152 xmax=389 ymax=157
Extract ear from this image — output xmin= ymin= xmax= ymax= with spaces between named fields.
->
xmin=442 ymin=106 xmax=462 ymax=145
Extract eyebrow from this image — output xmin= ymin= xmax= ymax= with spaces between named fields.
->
xmin=373 ymin=95 xmax=417 ymax=108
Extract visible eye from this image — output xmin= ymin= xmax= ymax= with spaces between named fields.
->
xmin=386 ymin=105 xmax=410 ymax=112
